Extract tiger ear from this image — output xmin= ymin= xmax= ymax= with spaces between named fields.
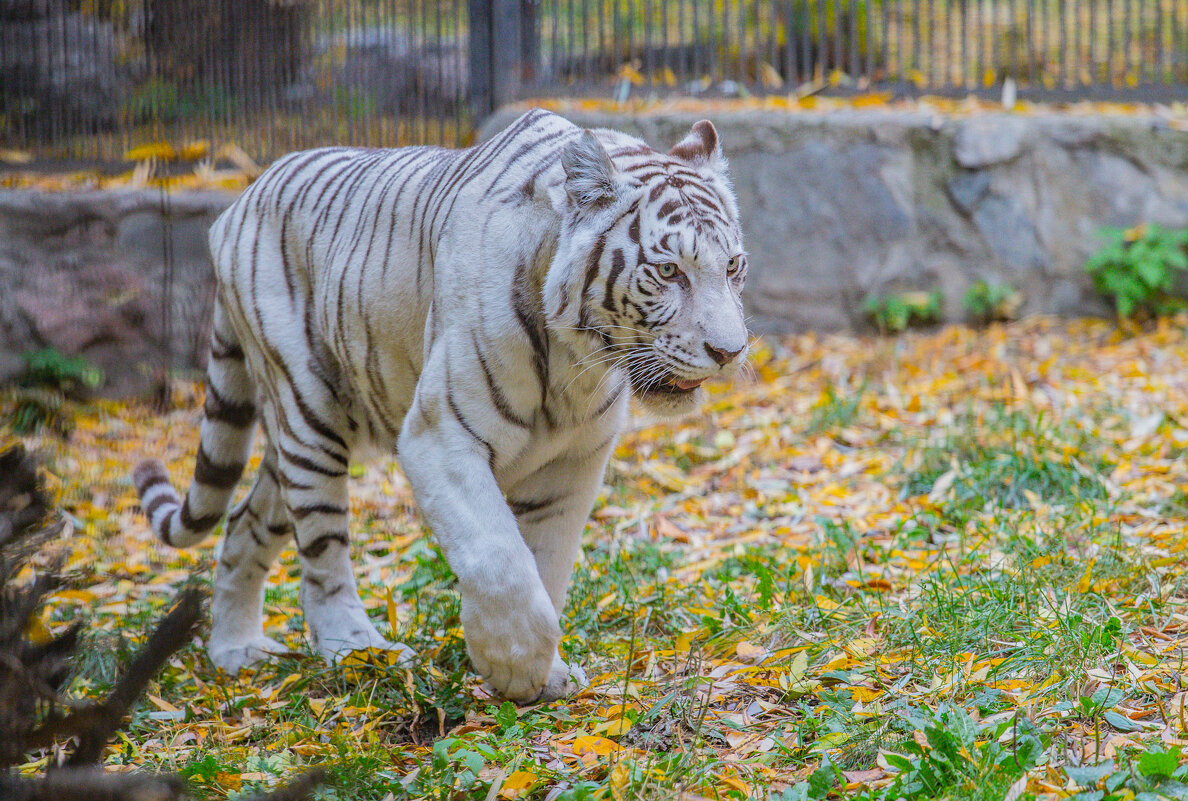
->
xmin=669 ymin=120 xmax=724 ymax=170
xmin=562 ymin=130 xmax=620 ymax=210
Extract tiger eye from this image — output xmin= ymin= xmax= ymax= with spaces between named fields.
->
xmin=658 ymin=262 xmax=679 ymax=279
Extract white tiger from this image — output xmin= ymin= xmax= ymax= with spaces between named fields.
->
xmin=133 ymin=109 xmax=748 ymax=703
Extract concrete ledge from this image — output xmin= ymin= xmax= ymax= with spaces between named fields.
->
xmin=482 ymin=106 xmax=1188 ymax=332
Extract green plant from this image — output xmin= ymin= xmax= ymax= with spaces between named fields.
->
xmin=3 ymin=349 xmax=103 ymax=435
xmin=1084 ymin=224 xmax=1188 ymax=319
xmin=19 ymin=348 xmax=103 ymax=397
xmin=962 ymin=281 xmax=1021 ymax=324
xmin=863 ymin=291 xmax=941 ymax=334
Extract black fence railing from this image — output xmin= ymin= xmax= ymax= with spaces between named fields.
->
xmin=2 ymin=0 xmax=1186 ymax=165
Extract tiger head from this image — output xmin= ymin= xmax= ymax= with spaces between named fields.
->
xmin=545 ymin=120 xmax=749 ymax=417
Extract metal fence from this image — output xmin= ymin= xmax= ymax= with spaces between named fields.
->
xmin=2 ymin=0 xmax=1187 ymax=164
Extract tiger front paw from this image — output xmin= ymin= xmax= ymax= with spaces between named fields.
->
xmin=209 ymin=635 xmax=286 ymax=673
xmin=462 ymin=587 xmax=563 ymax=704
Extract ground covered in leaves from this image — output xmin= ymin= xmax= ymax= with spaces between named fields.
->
xmin=8 ymin=316 xmax=1188 ymax=800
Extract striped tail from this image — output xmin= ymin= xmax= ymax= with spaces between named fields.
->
xmin=133 ymin=302 xmax=257 ymax=547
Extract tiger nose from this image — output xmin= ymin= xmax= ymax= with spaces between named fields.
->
xmin=704 ymin=341 xmax=743 ymax=366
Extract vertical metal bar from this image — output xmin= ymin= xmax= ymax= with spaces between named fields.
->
xmin=566 ymin=0 xmax=574 ymax=88
xmin=784 ymin=0 xmax=795 ymax=83
xmin=1170 ymin=0 xmax=1177 ymax=83
xmin=617 ymin=0 xmax=627 ymax=77
xmin=955 ymin=0 xmax=964 ymax=86
xmin=927 ymin=0 xmax=936 ymax=84
xmin=883 ymin=0 xmax=892 ymax=83
xmin=912 ymin=0 xmax=921 ymax=82
xmin=1155 ymin=0 xmax=1165 ymax=82
xmin=660 ymin=0 xmax=669 ymax=87
xmin=738 ymin=0 xmax=746 ymax=82
xmin=1123 ymin=0 xmax=1131 ymax=83
xmin=707 ymin=0 xmax=717 ymax=83
xmin=1104 ymin=0 xmax=1112 ymax=85
xmin=582 ymin=0 xmax=591 ymax=89
xmin=677 ymin=0 xmax=686 ymax=78
xmin=549 ymin=0 xmax=558 ymax=88
xmin=1066 ymin=0 xmax=1072 ymax=87
xmin=848 ymin=0 xmax=857 ymax=79
xmin=1082 ymin=0 xmax=1088 ymax=86
xmin=800 ymin=0 xmax=810 ymax=83
xmin=469 ymin=0 xmax=493 ymax=117
xmin=1088 ymin=0 xmax=1097 ymax=81
xmin=1035 ymin=0 xmax=1045 ymax=85
xmin=598 ymin=0 xmax=606 ymax=86
xmin=863 ymin=0 xmax=872 ymax=83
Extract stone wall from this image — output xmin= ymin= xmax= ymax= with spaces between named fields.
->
xmin=0 ymin=190 xmax=235 ymax=396
xmin=3 ymin=108 xmax=1187 ymax=396
xmin=482 ymin=106 xmax=1188 ymax=332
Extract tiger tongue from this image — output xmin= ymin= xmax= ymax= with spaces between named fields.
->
xmin=672 ymin=377 xmax=706 ymax=391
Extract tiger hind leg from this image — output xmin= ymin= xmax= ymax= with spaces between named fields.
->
xmin=270 ymin=389 xmax=412 ymax=664
xmin=208 ymin=445 xmax=293 ymax=672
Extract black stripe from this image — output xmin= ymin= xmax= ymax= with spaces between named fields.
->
xmin=136 ymin=471 xmax=171 ymax=496
xmin=298 ymin=532 xmax=349 ymax=559
xmin=144 ymin=492 xmax=175 ymax=521
xmin=204 ymin=382 xmax=256 ymax=428
xmin=278 ymin=442 xmax=347 ymax=478
xmin=592 ymin=383 xmax=625 ymax=419
xmin=290 ymin=502 xmax=348 ymax=520
xmin=278 ymin=470 xmax=316 ymax=491
xmin=603 ymin=248 xmax=627 ymax=312
xmin=446 ymin=387 xmax=496 ymax=468
xmin=210 ymin=330 xmax=244 ymax=361
xmin=247 ymin=523 xmax=266 ymax=548
xmin=194 ymin=446 xmax=244 ymax=490
xmin=179 ymin=498 xmax=221 ymax=533
xmin=511 ymin=262 xmax=550 ymax=408
xmin=473 ymin=330 xmax=531 ymax=429
xmin=286 ymin=383 xmax=350 ymax=459
xmin=508 ymin=496 xmax=562 ymax=516
xmin=578 ymin=233 xmax=607 ymax=329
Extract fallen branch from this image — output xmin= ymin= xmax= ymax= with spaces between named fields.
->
xmin=0 ymin=442 xmax=325 ymax=800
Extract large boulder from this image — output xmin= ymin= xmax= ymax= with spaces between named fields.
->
xmin=0 ymin=190 xmax=235 ymax=396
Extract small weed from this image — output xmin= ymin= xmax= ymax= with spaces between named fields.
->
xmin=863 ymin=291 xmax=942 ymax=334
xmin=962 ymin=280 xmax=1021 ymax=324
xmin=807 ymin=381 xmax=866 ymax=434
xmin=1085 ymin=223 xmax=1188 ymax=319
xmin=3 ymin=348 xmax=102 ymax=434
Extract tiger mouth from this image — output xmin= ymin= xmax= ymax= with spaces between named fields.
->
xmin=633 ymin=373 xmax=707 ymax=396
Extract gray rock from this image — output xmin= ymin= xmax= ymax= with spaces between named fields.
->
xmin=947 ymin=171 xmax=990 ymax=214
xmin=972 ymin=194 xmax=1047 ymax=274
xmin=953 ymin=116 xmax=1028 ymax=168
